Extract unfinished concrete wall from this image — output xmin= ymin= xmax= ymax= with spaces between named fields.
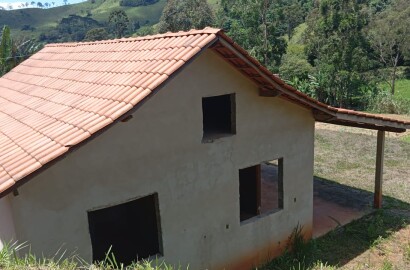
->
xmin=7 ymin=49 xmax=315 ymax=269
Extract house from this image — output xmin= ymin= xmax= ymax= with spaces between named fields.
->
xmin=0 ymin=28 xmax=409 ymax=270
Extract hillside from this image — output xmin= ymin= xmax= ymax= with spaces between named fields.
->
xmin=0 ymin=0 xmax=166 ymax=38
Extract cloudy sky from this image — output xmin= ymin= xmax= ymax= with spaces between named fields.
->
xmin=0 ymin=0 xmax=85 ymax=9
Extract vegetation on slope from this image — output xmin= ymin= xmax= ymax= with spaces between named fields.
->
xmin=0 ymin=0 xmax=166 ymax=38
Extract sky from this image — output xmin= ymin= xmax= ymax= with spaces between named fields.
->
xmin=0 ymin=0 xmax=85 ymax=9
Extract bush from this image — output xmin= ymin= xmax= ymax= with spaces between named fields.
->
xmin=367 ymin=90 xmax=410 ymax=114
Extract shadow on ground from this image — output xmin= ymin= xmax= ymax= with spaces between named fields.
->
xmin=261 ymin=177 xmax=410 ymax=270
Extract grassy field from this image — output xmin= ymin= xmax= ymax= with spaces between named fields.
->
xmin=0 ymin=0 xmax=166 ymax=38
xmin=394 ymin=79 xmax=410 ymax=100
xmin=379 ymin=78 xmax=410 ymax=100
xmin=262 ymin=115 xmax=410 ymax=270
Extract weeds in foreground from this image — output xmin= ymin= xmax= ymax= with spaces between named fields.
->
xmin=259 ymin=211 xmax=409 ymax=270
xmin=0 ymin=242 xmax=186 ymax=270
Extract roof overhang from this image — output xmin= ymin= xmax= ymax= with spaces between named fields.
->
xmin=210 ymin=34 xmax=410 ymax=133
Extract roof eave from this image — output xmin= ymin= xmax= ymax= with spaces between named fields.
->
xmin=213 ymin=34 xmax=410 ymax=133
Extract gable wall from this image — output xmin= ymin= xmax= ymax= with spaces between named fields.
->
xmin=6 ymin=50 xmax=315 ymax=269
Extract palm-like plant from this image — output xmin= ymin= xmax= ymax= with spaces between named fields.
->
xmin=0 ymin=25 xmax=42 ymax=76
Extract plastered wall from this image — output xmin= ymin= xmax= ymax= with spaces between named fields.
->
xmin=5 ymin=49 xmax=315 ymax=269
xmin=0 ymin=195 xmax=16 ymax=249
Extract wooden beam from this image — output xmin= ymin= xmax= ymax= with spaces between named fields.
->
xmin=318 ymin=120 xmax=406 ymax=133
xmin=374 ymin=130 xmax=385 ymax=209
xmin=259 ymin=87 xmax=281 ymax=97
xmin=312 ymin=109 xmax=336 ymax=122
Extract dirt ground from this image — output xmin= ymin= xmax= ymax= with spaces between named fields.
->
xmin=313 ymin=113 xmax=410 ymax=270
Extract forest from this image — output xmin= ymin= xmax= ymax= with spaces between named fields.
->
xmin=0 ymin=0 xmax=409 ymax=113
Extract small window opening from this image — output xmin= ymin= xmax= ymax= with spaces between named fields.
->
xmin=202 ymin=94 xmax=236 ymax=141
xmin=88 ymin=194 xmax=162 ymax=265
xmin=239 ymin=159 xmax=283 ymax=222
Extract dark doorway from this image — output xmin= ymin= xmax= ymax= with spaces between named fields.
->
xmin=202 ymin=94 xmax=236 ymax=140
xmin=239 ymin=165 xmax=261 ymax=221
xmin=239 ymin=159 xmax=284 ymax=222
xmin=88 ymin=193 xmax=162 ymax=265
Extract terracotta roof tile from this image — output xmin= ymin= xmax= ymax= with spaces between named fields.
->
xmin=0 ymin=27 xmax=409 ymax=196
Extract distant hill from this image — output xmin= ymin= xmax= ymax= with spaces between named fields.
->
xmin=0 ymin=0 xmax=167 ymax=38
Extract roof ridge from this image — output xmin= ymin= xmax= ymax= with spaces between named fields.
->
xmin=45 ymin=27 xmax=222 ymax=48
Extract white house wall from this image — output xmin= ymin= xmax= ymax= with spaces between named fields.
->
xmin=6 ymin=49 xmax=315 ymax=269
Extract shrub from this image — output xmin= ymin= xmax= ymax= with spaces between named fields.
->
xmin=367 ymin=90 xmax=410 ymax=114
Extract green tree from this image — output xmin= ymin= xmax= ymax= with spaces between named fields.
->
xmin=283 ymin=0 xmax=308 ymax=39
xmin=304 ymin=0 xmax=373 ymax=108
xmin=367 ymin=0 xmax=410 ymax=95
xmin=218 ymin=0 xmax=287 ymax=71
xmin=0 ymin=26 xmax=41 ymax=76
xmin=108 ymin=10 xmax=130 ymax=38
xmin=158 ymin=0 xmax=215 ymax=33
xmin=84 ymin=28 xmax=109 ymax=41
xmin=0 ymin=25 xmax=12 ymax=75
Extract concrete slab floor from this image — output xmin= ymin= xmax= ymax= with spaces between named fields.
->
xmin=259 ymin=163 xmax=374 ymax=239
xmin=313 ymin=178 xmax=374 ymax=238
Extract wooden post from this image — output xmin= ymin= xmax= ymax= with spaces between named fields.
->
xmin=374 ymin=130 xmax=385 ymax=209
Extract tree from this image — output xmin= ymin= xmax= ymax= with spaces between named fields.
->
xmin=84 ymin=28 xmax=109 ymax=41
xmin=304 ymin=0 xmax=373 ymax=108
xmin=37 ymin=2 xmax=43 ymax=8
xmin=367 ymin=0 xmax=410 ymax=95
xmin=0 ymin=26 xmax=42 ymax=76
xmin=0 ymin=26 xmax=12 ymax=75
xmin=283 ymin=0 xmax=307 ymax=39
xmin=31 ymin=1 xmax=35 ymax=6
xmin=218 ymin=0 xmax=287 ymax=71
xmin=108 ymin=10 xmax=129 ymax=38
xmin=158 ymin=0 xmax=215 ymax=33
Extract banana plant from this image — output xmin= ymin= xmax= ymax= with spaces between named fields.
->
xmin=0 ymin=25 xmax=12 ymax=76
xmin=0 ymin=25 xmax=42 ymax=77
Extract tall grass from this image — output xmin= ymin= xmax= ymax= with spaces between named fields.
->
xmin=367 ymin=90 xmax=410 ymax=114
xmin=0 ymin=242 xmax=187 ymax=270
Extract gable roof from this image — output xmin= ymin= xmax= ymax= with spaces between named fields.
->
xmin=0 ymin=27 xmax=409 ymax=196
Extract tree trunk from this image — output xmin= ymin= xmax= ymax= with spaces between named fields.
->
xmin=263 ymin=0 xmax=268 ymax=67
xmin=391 ymin=53 xmax=399 ymax=95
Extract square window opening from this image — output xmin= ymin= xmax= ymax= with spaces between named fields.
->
xmin=202 ymin=94 xmax=236 ymax=141
xmin=88 ymin=193 xmax=162 ymax=265
xmin=239 ymin=159 xmax=284 ymax=222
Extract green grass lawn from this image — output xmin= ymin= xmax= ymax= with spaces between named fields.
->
xmin=379 ymin=78 xmax=410 ymax=100
xmin=395 ymin=79 xmax=410 ymax=99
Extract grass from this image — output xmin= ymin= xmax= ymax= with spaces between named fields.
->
xmin=314 ymin=125 xmax=410 ymax=206
xmin=0 ymin=242 xmax=187 ymax=270
xmin=260 ymin=211 xmax=410 ymax=270
xmin=0 ymin=0 xmax=167 ymax=38
xmin=395 ymin=79 xmax=410 ymax=100
xmin=379 ymin=78 xmax=410 ymax=100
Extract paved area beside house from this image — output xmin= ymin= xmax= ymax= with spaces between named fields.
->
xmin=260 ymin=163 xmax=373 ymax=238
xmin=313 ymin=178 xmax=374 ymax=238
